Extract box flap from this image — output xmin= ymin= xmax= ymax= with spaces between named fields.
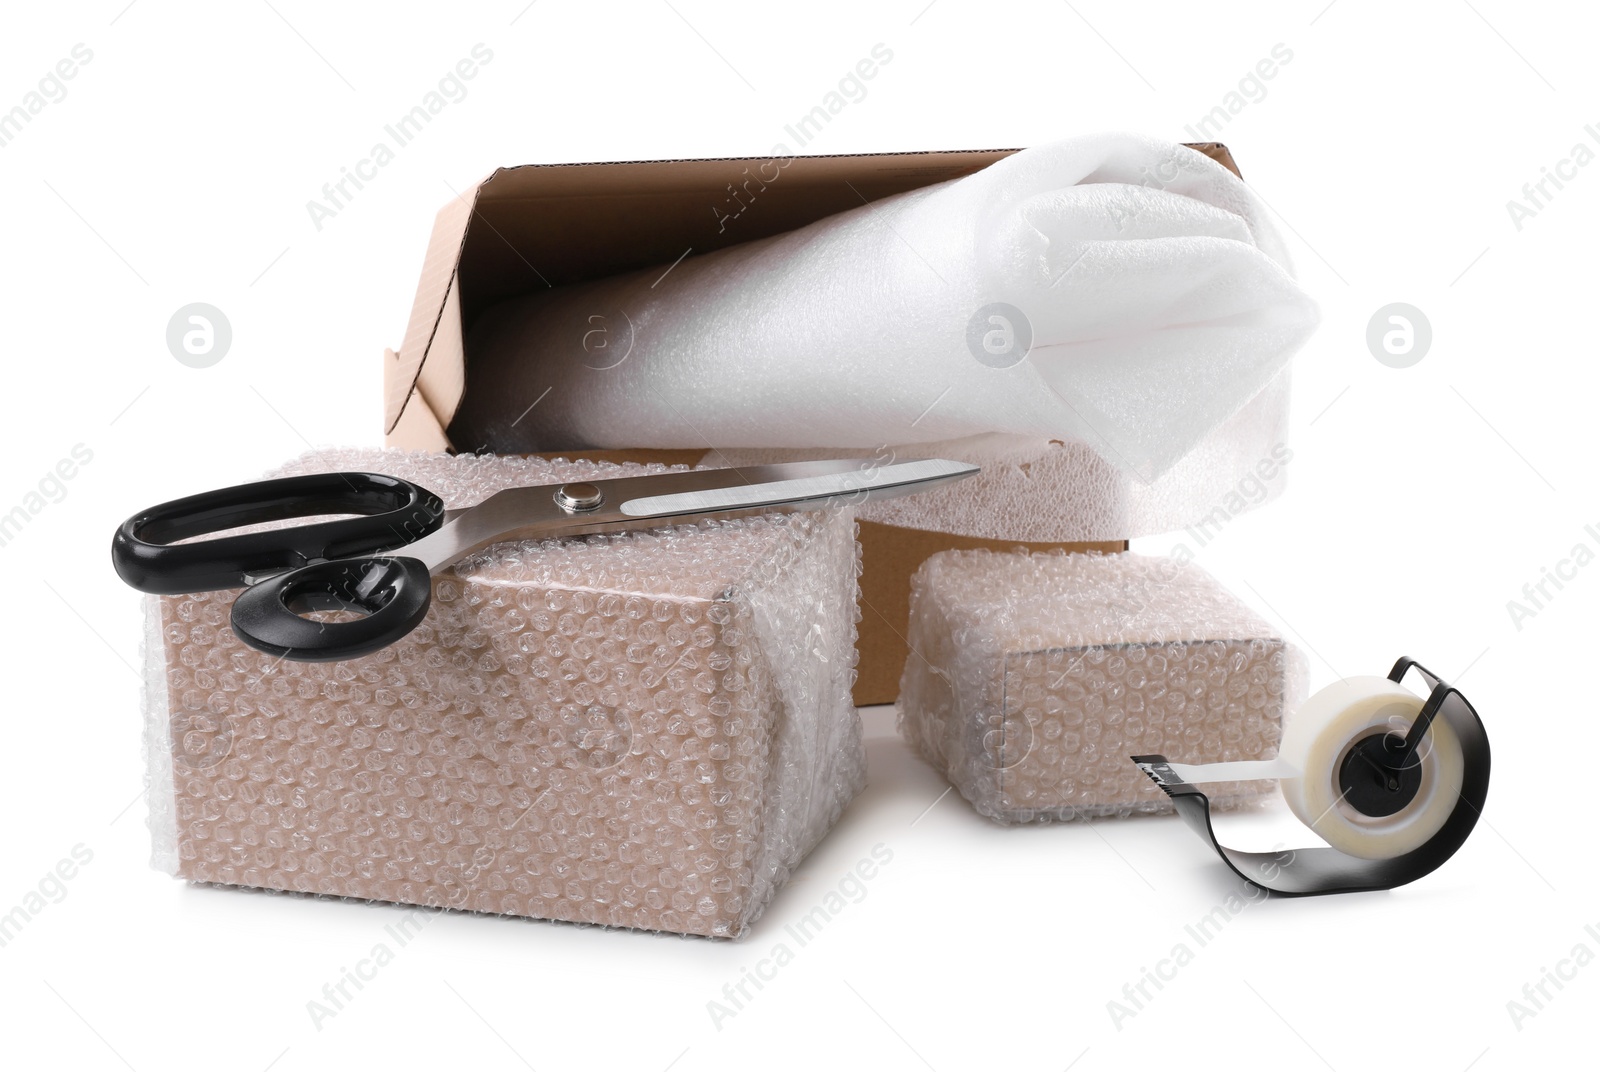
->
xmin=384 ymin=186 xmax=479 ymax=440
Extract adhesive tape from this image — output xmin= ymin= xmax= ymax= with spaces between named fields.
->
xmin=1277 ymin=676 xmax=1464 ymax=861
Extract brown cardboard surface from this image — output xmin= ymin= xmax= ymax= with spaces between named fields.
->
xmin=386 ymin=142 xmax=1241 ymax=702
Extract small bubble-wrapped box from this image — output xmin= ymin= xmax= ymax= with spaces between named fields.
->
xmin=142 ymin=450 xmax=865 ymax=938
xmin=898 ymin=550 xmax=1303 ymax=823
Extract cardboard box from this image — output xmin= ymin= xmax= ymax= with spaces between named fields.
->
xmin=899 ymin=550 xmax=1298 ymax=822
xmin=384 ymin=144 xmax=1241 ymax=704
xmin=146 ymin=451 xmax=868 ymax=938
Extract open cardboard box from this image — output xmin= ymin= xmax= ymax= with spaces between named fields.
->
xmin=383 ymin=143 xmax=1242 ymax=704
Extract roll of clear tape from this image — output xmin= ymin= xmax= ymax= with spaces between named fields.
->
xmin=1167 ymin=676 xmax=1465 ymax=861
xmin=1135 ymin=657 xmax=1488 ymax=895
xmin=1278 ymin=676 xmax=1464 ymax=860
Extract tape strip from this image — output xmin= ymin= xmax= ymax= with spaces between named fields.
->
xmin=1164 ymin=758 xmax=1298 ymax=783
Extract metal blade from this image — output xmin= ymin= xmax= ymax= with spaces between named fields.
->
xmin=434 ymin=457 xmax=872 ymax=525
xmin=619 ymin=458 xmax=978 ymax=519
xmin=402 ymin=457 xmax=978 ymax=573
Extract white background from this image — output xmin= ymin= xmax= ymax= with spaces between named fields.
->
xmin=1 ymin=1 xmax=1593 ymax=1068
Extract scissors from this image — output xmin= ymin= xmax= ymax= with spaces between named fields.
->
xmin=112 ymin=457 xmax=977 ymax=662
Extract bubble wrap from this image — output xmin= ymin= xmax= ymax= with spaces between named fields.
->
xmin=898 ymin=550 xmax=1305 ymax=823
xmin=140 ymin=449 xmax=865 ymax=938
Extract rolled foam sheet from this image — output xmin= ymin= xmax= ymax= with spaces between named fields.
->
xmin=452 ymin=133 xmax=1318 ymax=498
xmin=897 ymin=548 xmax=1308 ymax=823
xmin=141 ymin=448 xmax=865 ymax=938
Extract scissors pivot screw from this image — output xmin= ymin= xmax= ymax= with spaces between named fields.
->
xmin=553 ymin=482 xmax=605 ymax=513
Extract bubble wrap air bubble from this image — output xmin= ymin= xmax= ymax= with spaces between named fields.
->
xmin=141 ymin=449 xmax=865 ymax=938
xmin=897 ymin=549 xmax=1307 ymax=823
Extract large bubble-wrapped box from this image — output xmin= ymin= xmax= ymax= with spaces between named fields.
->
xmin=141 ymin=449 xmax=865 ymax=938
xmin=898 ymin=550 xmax=1304 ymax=823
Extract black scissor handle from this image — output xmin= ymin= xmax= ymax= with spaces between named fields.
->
xmin=111 ymin=472 xmax=445 ymax=595
xmin=231 ymin=555 xmax=433 ymax=661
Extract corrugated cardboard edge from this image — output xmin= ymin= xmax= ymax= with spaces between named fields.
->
xmin=384 ymin=179 xmax=485 ymax=449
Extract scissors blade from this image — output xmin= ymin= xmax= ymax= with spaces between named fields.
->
xmin=440 ymin=456 xmax=879 ymax=524
xmin=618 ymin=458 xmax=976 ymax=519
xmin=404 ymin=457 xmax=978 ymax=573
